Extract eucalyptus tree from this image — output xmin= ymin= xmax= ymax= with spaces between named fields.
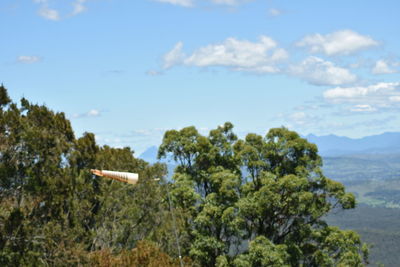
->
xmin=159 ymin=123 xmax=242 ymax=266
xmin=158 ymin=123 xmax=368 ymax=267
xmin=0 ymin=83 xmax=368 ymax=266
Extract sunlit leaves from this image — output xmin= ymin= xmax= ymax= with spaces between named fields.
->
xmin=159 ymin=123 xmax=367 ymax=266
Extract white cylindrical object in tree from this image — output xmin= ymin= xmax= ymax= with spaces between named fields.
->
xmin=91 ymin=169 xmax=139 ymax=185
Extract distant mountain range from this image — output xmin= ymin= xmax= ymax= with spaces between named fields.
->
xmin=139 ymin=132 xmax=400 ymax=162
xmin=305 ymin=132 xmax=400 ymax=156
xmin=139 ymin=146 xmax=159 ymax=164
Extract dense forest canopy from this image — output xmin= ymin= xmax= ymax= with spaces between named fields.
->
xmin=0 ymin=85 xmax=368 ymax=266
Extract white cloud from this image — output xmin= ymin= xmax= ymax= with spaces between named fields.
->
xmin=163 ymin=42 xmax=185 ymax=69
xmin=164 ymin=36 xmax=288 ymax=73
xmin=323 ymin=82 xmax=400 ymax=112
xmin=153 ymin=0 xmax=254 ymax=7
xmin=372 ymin=59 xmax=398 ymax=74
xmin=211 ymin=0 xmax=237 ymax=4
xmin=324 ymin=82 xmax=400 ymax=100
xmin=289 ymin=56 xmax=357 ymax=86
xmin=87 ymin=109 xmax=100 ymax=116
xmin=281 ymin=111 xmax=321 ymax=130
xmin=38 ymin=5 xmax=60 ymax=20
xmin=72 ymin=109 xmax=101 ymax=118
xmin=71 ymin=0 xmax=87 ymax=16
xmin=146 ymin=70 xmax=163 ymax=76
xmin=268 ymin=8 xmax=282 ymax=17
xmin=210 ymin=0 xmax=252 ymax=5
xmin=296 ymin=30 xmax=379 ymax=56
xmin=34 ymin=0 xmax=89 ymax=20
xmin=33 ymin=0 xmax=47 ymax=4
xmin=17 ymin=56 xmax=41 ymax=64
xmin=389 ymin=96 xmax=400 ymax=102
xmin=154 ymin=0 xmax=194 ymax=7
xmin=350 ymin=104 xmax=376 ymax=112
xmin=290 ymin=112 xmax=309 ymax=126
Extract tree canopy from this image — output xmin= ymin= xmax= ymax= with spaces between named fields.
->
xmin=158 ymin=122 xmax=368 ymax=266
xmin=0 ymin=85 xmax=368 ymax=266
xmin=0 ymin=85 xmax=176 ymax=266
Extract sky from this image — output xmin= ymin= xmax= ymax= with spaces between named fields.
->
xmin=1 ymin=0 xmax=400 ymax=154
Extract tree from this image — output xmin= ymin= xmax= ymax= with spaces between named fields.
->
xmin=159 ymin=123 xmax=243 ymax=266
xmin=0 ymin=85 xmax=179 ymax=266
xmin=158 ymin=123 xmax=368 ymax=266
xmin=0 ymin=88 xmax=82 ymax=266
xmin=0 ymin=84 xmax=369 ymax=266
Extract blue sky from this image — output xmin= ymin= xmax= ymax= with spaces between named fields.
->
xmin=1 ymin=0 xmax=400 ymax=154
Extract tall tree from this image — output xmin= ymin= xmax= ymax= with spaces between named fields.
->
xmin=0 ymin=84 xmax=369 ymax=266
xmin=0 ymin=85 xmax=177 ymax=266
xmin=159 ymin=123 xmax=244 ymax=266
xmin=159 ymin=123 xmax=368 ymax=266
xmin=0 ymin=87 xmax=80 ymax=266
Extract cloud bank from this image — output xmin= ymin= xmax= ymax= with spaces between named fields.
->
xmin=296 ymin=30 xmax=379 ymax=56
xmin=323 ymin=82 xmax=400 ymax=113
xmin=372 ymin=59 xmax=399 ymax=74
xmin=289 ymin=57 xmax=357 ymax=86
xmin=163 ymin=36 xmax=288 ymax=73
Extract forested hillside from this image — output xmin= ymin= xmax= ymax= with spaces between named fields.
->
xmin=0 ymin=85 xmax=368 ymax=266
xmin=323 ymin=156 xmax=400 ymax=266
xmin=327 ymin=204 xmax=400 ymax=267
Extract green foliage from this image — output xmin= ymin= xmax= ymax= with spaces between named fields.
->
xmin=327 ymin=203 xmax=400 ymax=266
xmin=0 ymin=85 xmax=368 ymax=266
xmin=323 ymin=154 xmax=400 ymax=182
xmin=0 ymin=84 xmax=11 ymax=107
xmin=0 ymin=86 xmax=175 ymax=266
xmin=337 ymin=178 xmax=400 ymax=208
xmin=233 ymin=236 xmax=290 ymax=267
xmin=159 ymin=123 xmax=368 ymax=266
xmin=365 ymin=189 xmax=400 ymax=204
